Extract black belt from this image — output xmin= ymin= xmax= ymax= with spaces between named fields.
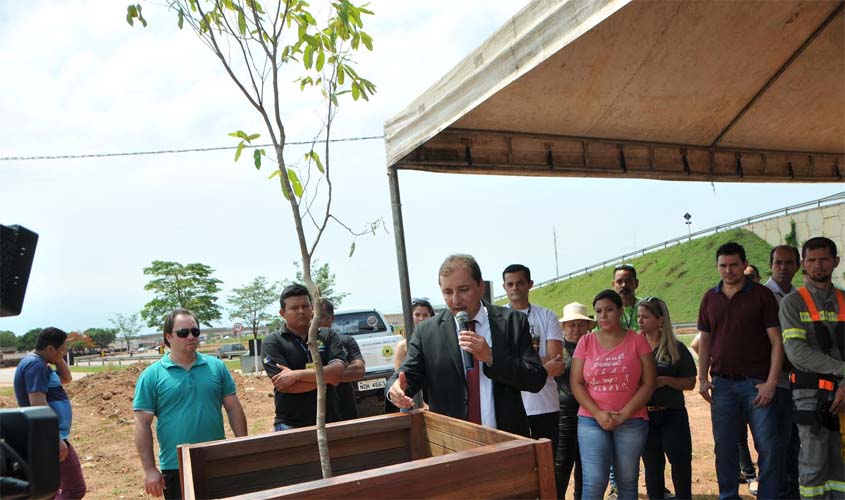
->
xmin=712 ymin=372 xmax=748 ymax=381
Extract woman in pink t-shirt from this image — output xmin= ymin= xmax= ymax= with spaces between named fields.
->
xmin=571 ymin=289 xmax=656 ymax=500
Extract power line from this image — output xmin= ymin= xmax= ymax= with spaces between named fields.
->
xmin=0 ymin=135 xmax=385 ymax=162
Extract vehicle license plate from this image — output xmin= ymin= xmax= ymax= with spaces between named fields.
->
xmin=357 ymin=378 xmax=387 ymax=391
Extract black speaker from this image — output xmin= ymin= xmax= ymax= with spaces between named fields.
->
xmin=0 ymin=406 xmax=60 ymax=499
xmin=0 ymin=224 xmax=38 ymax=317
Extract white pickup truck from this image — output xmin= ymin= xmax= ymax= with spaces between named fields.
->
xmin=331 ymin=308 xmax=400 ymax=401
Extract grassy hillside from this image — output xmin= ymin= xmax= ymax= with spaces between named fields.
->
xmin=521 ymin=228 xmax=777 ymax=323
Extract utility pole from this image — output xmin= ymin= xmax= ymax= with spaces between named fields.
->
xmin=553 ymin=226 xmax=560 ymax=278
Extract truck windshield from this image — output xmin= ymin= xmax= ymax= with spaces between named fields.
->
xmin=332 ymin=312 xmax=388 ymax=335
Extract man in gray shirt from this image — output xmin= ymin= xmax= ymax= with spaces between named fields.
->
xmin=766 ymin=245 xmax=801 ymax=499
xmin=779 ymin=237 xmax=844 ymax=500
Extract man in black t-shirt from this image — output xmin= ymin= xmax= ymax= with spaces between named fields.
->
xmin=319 ymin=300 xmax=365 ymax=420
xmin=262 ymin=284 xmax=347 ymax=430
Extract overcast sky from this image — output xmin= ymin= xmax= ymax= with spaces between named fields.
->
xmin=1 ymin=1 xmax=840 ymax=335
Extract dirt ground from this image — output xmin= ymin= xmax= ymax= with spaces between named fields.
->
xmin=0 ymin=360 xmax=756 ymax=500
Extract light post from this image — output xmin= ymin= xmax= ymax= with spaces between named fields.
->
xmin=684 ymin=212 xmax=692 ymax=241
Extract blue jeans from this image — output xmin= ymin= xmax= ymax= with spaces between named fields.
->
xmin=578 ymin=416 xmax=647 ymax=500
xmin=274 ymin=422 xmax=294 ymax=431
xmin=711 ymin=376 xmax=779 ymax=500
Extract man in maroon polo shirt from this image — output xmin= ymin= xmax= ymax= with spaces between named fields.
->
xmin=697 ymin=241 xmax=783 ymax=500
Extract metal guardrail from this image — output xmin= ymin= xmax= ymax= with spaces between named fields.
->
xmin=673 ymin=322 xmax=698 ymax=330
xmin=74 ymin=354 xmax=160 ymax=367
xmin=496 ymin=191 xmax=845 ymax=299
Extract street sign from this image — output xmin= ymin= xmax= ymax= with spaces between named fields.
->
xmin=233 ymin=322 xmax=243 ymax=333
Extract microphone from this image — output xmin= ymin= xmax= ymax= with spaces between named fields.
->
xmin=455 ymin=311 xmax=474 ymax=369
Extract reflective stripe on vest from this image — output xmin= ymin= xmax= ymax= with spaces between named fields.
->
xmin=800 ymin=481 xmax=845 ymax=498
xmin=796 ymin=286 xmax=845 ymax=322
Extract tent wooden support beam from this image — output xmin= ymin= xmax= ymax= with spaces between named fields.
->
xmin=395 ymin=129 xmax=845 ymax=183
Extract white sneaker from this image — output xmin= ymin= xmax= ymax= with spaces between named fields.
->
xmin=748 ymin=479 xmax=759 ymax=497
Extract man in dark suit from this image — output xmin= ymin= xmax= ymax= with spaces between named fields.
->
xmin=386 ymin=254 xmax=547 ymax=437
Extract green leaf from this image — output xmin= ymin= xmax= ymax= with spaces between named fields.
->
xmin=228 ymin=130 xmax=250 ymax=141
xmin=344 ymin=64 xmax=359 ymax=78
xmin=238 ymin=10 xmax=247 ymax=35
xmin=246 ymin=0 xmax=265 ymax=15
xmin=337 ymin=65 xmax=345 ymax=85
xmin=360 ymin=32 xmax=373 ymax=51
xmin=314 ymin=153 xmax=325 ymax=173
xmin=287 ymin=169 xmax=304 ymax=198
xmin=137 ymin=4 xmax=147 ymax=27
xmin=253 ymin=149 xmax=262 ymax=170
xmin=177 ymin=9 xmax=184 ymax=29
xmin=276 ymin=168 xmax=290 ymax=200
xmin=315 ymin=50 xmax=325 ymax=72
xmin=247 ymin=133 xmax=260 ymax=141
xmin=361 ymin=78 xmax=377 ymax=94
xmin=348 ymin=241 xmax=356 ymax=257
xmin=351 ymin=82 xmax=360 ymax=101
xmin=126 ymin=5 xmax=137 ymax=26
xmin=304 ymin=150 xmax=325 ymax=173
xmin=303 ymin=45 xmax=314 ymax=69
xmin=234 ymin=142 xmax=245 ymax=162
xmin=268 ymin=169 xmax=281 ymax=179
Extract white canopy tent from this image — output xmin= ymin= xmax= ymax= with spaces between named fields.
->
xmin=384 ymin=0 xmax=845 ymax=330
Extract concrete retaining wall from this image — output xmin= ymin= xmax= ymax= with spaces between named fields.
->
xmin=744 ymin=203 xmax=845 ymax=286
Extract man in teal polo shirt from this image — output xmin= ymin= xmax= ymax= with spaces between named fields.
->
xmin=133 ymin=308 xmax=248 ymax=499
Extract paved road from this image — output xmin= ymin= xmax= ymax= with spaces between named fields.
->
xmin=0 ymin=366 xmax=88 ymax=388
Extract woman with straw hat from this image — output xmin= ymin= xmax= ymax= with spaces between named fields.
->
xmin=555 ymin=302 xmax=595 ymax=499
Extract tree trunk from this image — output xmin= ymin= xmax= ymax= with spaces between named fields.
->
xmin=304 ymin=282 xmax=332 ymax=478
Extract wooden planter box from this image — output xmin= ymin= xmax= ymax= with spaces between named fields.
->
xmin=178 ymin=410 xmax=555 ymax=499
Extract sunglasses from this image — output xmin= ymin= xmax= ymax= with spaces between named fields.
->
xmin=411 ymin=297 xmax=431 ymax=306
xmin=173 ymin=327 xmax=201 ymax=338
xmin=641 ymin=296 xmax=664 ymax=305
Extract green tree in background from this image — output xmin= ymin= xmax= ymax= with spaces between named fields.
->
xmin=86 ymin=328 xmax=118 ymax=349
xmin=17 ymin=328 xmax=42 ymax=351
xmin=228 ymin=276 xmax=280 ymax=338
xmin=265 ymin=316 xmax=284 ymax=332
xmin=0 ymin=331 xmax=16 ymax=350
xmin=286 ymin=260 xmax=348 ymax=306
xmin=141 ymin=261 xmax=223 ymax=328
xmin=111 ymin=312 xmax=145 ymax=352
